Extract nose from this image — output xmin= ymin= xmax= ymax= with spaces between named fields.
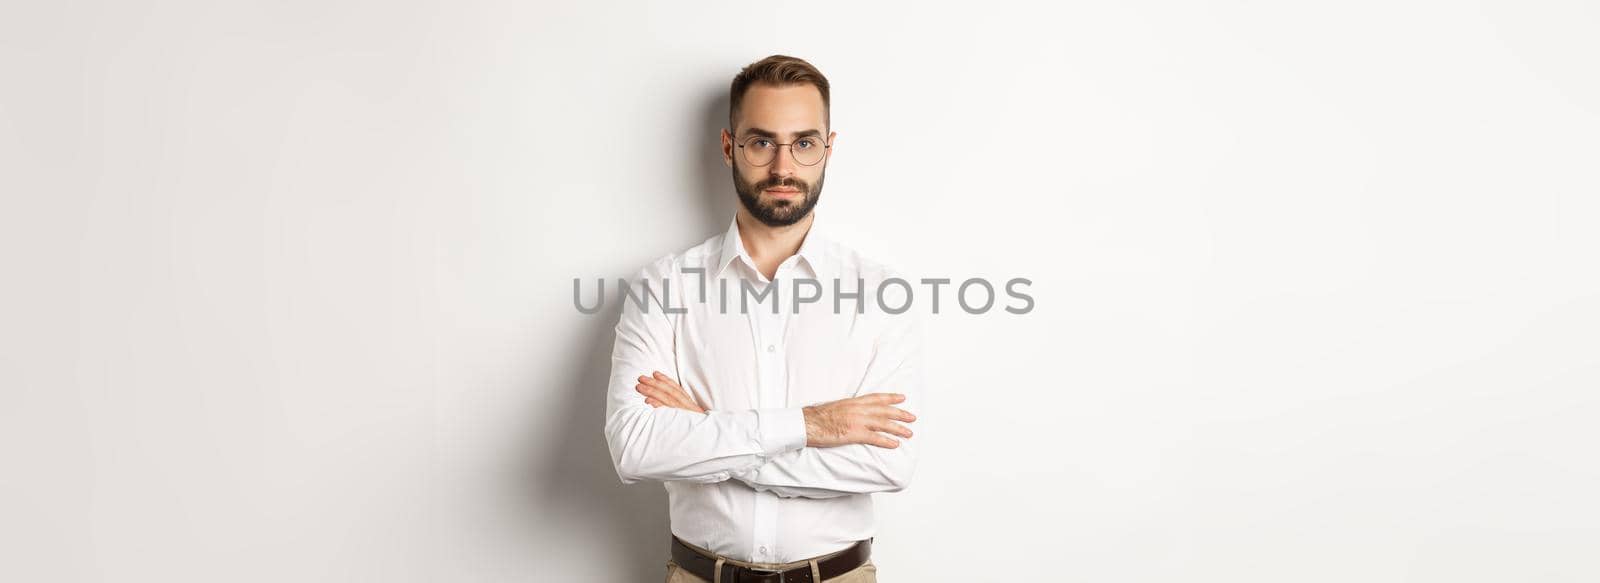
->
xmin=768 ymin=145 xmax=797 ymax=178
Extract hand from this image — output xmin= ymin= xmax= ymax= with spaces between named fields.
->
xmin=803 ymin=393 xmax=917 ymax=449
xmin=636 ymin=371 xmax=707 ymax=414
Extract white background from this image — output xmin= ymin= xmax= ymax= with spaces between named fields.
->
xmin=3 ymin=1 xmax=1597 ymax=581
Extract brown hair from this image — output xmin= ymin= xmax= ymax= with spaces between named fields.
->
xmin=728 ymin=54 xmax=831 ymax=134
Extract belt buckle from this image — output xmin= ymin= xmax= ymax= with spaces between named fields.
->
xmin=740 ymin=565 xmax=787 ymax=583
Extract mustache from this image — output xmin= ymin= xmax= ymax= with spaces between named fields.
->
xmin=754 ymin=177 xmax=809 ymax=192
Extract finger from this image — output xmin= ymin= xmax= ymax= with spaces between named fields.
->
xmin=637 ymin=382 xmax=678 ymax=405
xmin=656 ymin=381 xmax=697 ymax=410
xmin=654 ymin=375 xmax=702 ymax=412
xmin=636 ymin=383 xmax=665 ymax=402
xmin=642 ymin=373 xmax=683 ymax=396
xmin=638 ymin=375 xmax=664 ymax=390
xmin=876 ymin=421 xmax=913 ymax=439
xmin=670 ymin=386 xmax=703 ymax=412
xmin=865 ymin=392 xmax=906 ymax=405
xmin=654 ymin=374 xmax=695 ymax=404
xmin=867 ymin=434 xmax=901 ymax=449
xmin=652 ymin=372 xmax=688 ymax=397
xmin=641 ymin=386 xmax=698 ymax=413
xmin=885 ymin=406 xmax=917 ymax=422
xmin=652 ymin=371 xmax=683 ymax=391
xmin=644 ymin=378 xmax=699 ymax=412
xmin=870 ymin=405 xmax=913 ymax=422
xmin=637 ymin=377 xmax=683 ymax=404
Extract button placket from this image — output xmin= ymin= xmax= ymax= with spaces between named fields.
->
xmin=748 ymin=273 xmax=783 ymax=563
xmin=749 ymin=266 xmax=800 ymax=563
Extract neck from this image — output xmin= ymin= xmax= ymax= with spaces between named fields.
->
xmin=735 ymin=209 xmax=814 ymax=277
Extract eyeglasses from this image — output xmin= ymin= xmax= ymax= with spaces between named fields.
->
xmin=736 ymin=134 xmax=831 ymax=167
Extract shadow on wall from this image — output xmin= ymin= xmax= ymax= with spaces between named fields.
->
xmin=695 ymin=87 xmax=735 ymax=233
xmin=517 ymin=87 xmax=733 ymax=580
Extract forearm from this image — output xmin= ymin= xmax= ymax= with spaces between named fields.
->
xmin=603 ymin=262 xmax=814 ymax=484
xmin=729 ymin=440 xmax=916 ymax=498
xmin=732 ymin=296 xmax=926 ymax=498
xmin=605 ymin=403 xmax=807 ymax=484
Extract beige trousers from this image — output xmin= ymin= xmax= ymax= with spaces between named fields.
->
xmin=664 ymin=539 xmax=878 ymax=583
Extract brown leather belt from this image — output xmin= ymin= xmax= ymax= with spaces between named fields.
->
xmin=670 ymin=535 xmax=871 ymax=583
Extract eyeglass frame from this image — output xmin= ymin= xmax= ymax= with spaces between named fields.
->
xmin=732 ymin=132 xmax=833 ymax=167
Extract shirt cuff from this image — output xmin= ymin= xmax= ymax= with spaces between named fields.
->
xmin=754 ymin=407 xmax=808 ymax=456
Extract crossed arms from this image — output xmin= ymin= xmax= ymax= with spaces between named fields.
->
xmin=601 ymin=268 xmax=923 ymax=499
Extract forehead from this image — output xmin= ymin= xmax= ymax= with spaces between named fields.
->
xmin=736 ymin=83 xmax=826 ymax=134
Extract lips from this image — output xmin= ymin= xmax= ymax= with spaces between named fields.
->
xmin=764 ymin=188 xmax=801 ymax=198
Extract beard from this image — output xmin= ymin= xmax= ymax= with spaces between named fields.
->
xmin=733 ymin=166 xmax=825 ymax=227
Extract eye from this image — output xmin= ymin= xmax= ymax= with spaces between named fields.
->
xmin=751 ymin=139 xmax=774 ymax=148
xmin=796 ymin=138 xmax=817 ymax=149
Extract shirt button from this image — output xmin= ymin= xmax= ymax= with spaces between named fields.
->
xmin=759 ymin=546 xmax=768 ymax=555
xmin=766 ymin=344 xmax=775 ymax=353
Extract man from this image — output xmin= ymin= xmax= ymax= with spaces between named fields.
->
xmin=603 ymin=55 xmax=923 ymax=583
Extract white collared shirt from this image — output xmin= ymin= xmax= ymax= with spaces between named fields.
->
xmin=603 ymin=212 xmax=924 ymax=563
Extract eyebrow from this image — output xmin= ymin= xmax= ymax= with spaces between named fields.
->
xmin=742 ymin=127 xmax=824 ymax=140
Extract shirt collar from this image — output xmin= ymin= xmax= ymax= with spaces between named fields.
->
xmin=713 ymin=212 xmax=832 ymax=281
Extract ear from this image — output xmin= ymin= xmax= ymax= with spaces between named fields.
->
xmin=825 ymin=130 xmax=838 ymax=162
xmin=720 ymin=128 xmax=735 ymax=168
